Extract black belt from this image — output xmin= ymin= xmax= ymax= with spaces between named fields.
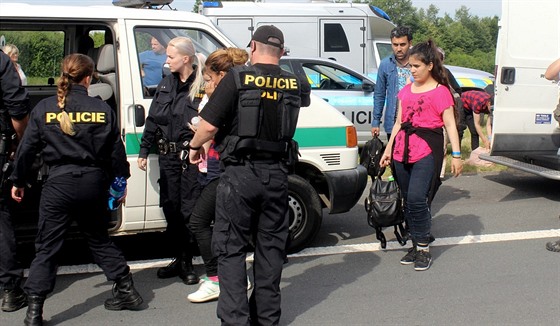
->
xmin=244 ymin=152 xmax=283 ymax=161
xmin=168 ymin=142 xmax=178 ymax=153
xmin=158 ymin=140 xmax=185 ymax=155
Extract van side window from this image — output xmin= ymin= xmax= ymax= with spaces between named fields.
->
xmin=376 ymin=42 xmax=393 ymax=61
xmin=303 ymin=63 xmax=362 ymax=90
xmin=134 ymin=27 xmax=226 ymax=99
xmin=323 ymin=24 xmax=350 ymax=52
xmin=1 ymin=30 xmax=64 ymax=86
xmin=1 ymin=29 xmax=65 ymax=108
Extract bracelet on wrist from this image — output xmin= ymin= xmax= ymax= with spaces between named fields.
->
xmin=451 ymin=151 xmax=461 ymax=156
xmin=189 ymin=145 xmax=201 ymax=151
xmin=452 ymin=156 xmax=461 ymax=159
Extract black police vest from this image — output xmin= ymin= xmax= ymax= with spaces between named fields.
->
xmin=230 ymin=65 xmax=301 ymax=155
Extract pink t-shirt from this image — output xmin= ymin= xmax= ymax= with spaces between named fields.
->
xmin=393 ymin=84 xmax=454 ymax=163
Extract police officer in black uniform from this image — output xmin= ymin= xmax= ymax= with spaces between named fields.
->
xmin=189 ymin=26 xmax=310 ymax=326
xmin=10 ymin=53 xmax=143 ymax=326
xmin=0 ymin=49 xmax=30 ymax=313
xmin=137 ymin=36 xmax=203 ymax=285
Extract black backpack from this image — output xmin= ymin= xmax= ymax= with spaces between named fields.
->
xmin=364 ymin=168 xmax=407 ymax=249
xmin=359 ymin=136 xmax=386 ymax=178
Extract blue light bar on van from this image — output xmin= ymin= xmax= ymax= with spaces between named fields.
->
xmin=203 ymin=1 xmax=223 ymax=8
xmin=369 ymin=5 xmax=391 ymax=21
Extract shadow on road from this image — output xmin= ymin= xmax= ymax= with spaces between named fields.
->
xmin=483 ymin=170 xmax=560 ymax=202
xmin=281 ymin=252 xmax=381 ymax=324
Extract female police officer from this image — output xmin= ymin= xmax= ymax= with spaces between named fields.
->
xmin=10 ymin=53 xmax=143 ymax=326
xmin=137 ymin=36 xmax=204 ymax=285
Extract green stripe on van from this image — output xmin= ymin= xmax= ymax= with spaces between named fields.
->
xmin=293 ymin=127 xmax=347 ymax=147
xmin=125 ymin=126 xmax=348 ymax=155
xmin=126 ymin=133 xmax=142 ymax=156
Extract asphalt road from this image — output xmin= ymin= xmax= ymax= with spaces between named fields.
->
xmin=1 ymin=169 xmax=559 ymax=325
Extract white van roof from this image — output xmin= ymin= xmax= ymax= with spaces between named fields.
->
xmin=202 ymin=2 xmax=390 ymax=19
xmin=1 ymin=2 xmax=211 ymax=23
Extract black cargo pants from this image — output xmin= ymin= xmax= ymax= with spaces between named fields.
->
xmin=24 ymin=166 xmax=130 ymax=296
xmin=158 ymin=153 xmax=200 ymax=258
xmin=0 ymin=179 xmax=23 ymax=291
xmin=213 ymin=161 xmax=289 ymax=326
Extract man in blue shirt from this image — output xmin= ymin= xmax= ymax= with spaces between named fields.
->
xmin=371 ymin=26 xmax=413 ymax=140
xmin=139 ymin=37 xmax=167 ymax=87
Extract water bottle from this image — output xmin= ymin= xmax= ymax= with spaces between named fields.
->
xmin=108 ymin=176 xmax=127 ymax=211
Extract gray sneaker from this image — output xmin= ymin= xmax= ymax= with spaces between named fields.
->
xmin=400 ymin=247 xmax=416 ymax=265
xmin=414 ymin=250 xmax=432 ymax=271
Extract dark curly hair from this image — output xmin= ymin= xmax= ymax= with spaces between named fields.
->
xmin=390 ymin=26 xmax=413 ymax=41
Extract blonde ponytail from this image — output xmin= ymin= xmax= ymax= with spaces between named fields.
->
xmin=57 ymin=73 xmax=76 ymax=136
xmin=57 ymin=54 xmax=94 ymax=136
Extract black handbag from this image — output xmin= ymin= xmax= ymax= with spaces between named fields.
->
xmin=364 ymin=168 xmax=407 ymax=249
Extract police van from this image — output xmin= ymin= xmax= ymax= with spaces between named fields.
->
xmin=480 ymin=0 xmax=560 ymax=180
xmin=201 ymin=0 xmax=495 ymax=144
xmin=0 ymin=1 xmax=367 ymax=252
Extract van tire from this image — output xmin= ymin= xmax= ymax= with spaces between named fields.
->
xmin=287 ymin=174 xmax=322 ymax=253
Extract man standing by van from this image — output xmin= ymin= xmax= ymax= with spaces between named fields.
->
xmin=371 ymin=26 xmax=413 ymax=140
xmin=139 ymin=37 xmax=167 ymax=87
xmin=189 ymin=25 xmax=310 ymax=325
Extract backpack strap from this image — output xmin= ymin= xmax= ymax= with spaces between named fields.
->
xmin=394 ymin=224 xmax=408 ymax=246
xmin=375 ymin=227 xmax=387 ymax=249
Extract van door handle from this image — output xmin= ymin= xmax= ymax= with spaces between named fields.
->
xmin=134 ymin=105 xmax=146 ymax=127
xmin=500 ymin=67 xmax=515 ymax=85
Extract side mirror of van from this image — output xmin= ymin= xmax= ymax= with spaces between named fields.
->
xmin=135 ymin=104 xmax=146 ymax=127
xmin=362 ymin=80 xmax=374 ymax=93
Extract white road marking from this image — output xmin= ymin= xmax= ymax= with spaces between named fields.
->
xmin=40 ymin=229 xmax=560 ymax=276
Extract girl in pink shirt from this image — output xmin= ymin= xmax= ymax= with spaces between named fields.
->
xmin=380 ymin=40 xmax=463 ymax=271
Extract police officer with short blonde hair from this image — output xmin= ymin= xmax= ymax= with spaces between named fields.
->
xmin=10 ymin=53 xmax=143 ymax=326
xmin=189 ymin=26 xmax=310 ymax=325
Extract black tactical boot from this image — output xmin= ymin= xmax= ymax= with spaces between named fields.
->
xmin=180 ymin=256 xmax=199 ymax=285
xmin=1 ymin=287 xmax=27 ymax=312
xmin=104 ymin=273 xmax=143 ymax=311
xmin=156 ymin=257 xmax=181 ymax=279
xmin=24 ymin=295 xmax=45 ymax=326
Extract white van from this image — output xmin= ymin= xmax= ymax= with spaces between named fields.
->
xmin=0 ymin=1 xmax=367 ymax=251
xmin=481 ymin=0 xmax=560 ymax=180
xmin=201 ymin=0 xmax=495 ymax=143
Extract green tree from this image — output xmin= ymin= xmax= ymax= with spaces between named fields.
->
xmin=367 ymin=0 xmax=497 ymax=72
xmin=369 ymin=0 xmax=420 ymax=30
xmin=2 ymin=31 xmax=64 ymax=80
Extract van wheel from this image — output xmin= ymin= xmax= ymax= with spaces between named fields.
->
xmin=287 ymin=174 xmax=322 ymax=253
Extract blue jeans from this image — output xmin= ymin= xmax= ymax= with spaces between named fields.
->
xmin=394 ymin=154 xmax=435 ymax=244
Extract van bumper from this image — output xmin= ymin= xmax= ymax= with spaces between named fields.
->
xmin=323 ymin=164 xmax=368 ymax=214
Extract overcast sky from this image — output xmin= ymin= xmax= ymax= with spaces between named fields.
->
xmin=17 ymin=0 xmax=502 ymax=18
